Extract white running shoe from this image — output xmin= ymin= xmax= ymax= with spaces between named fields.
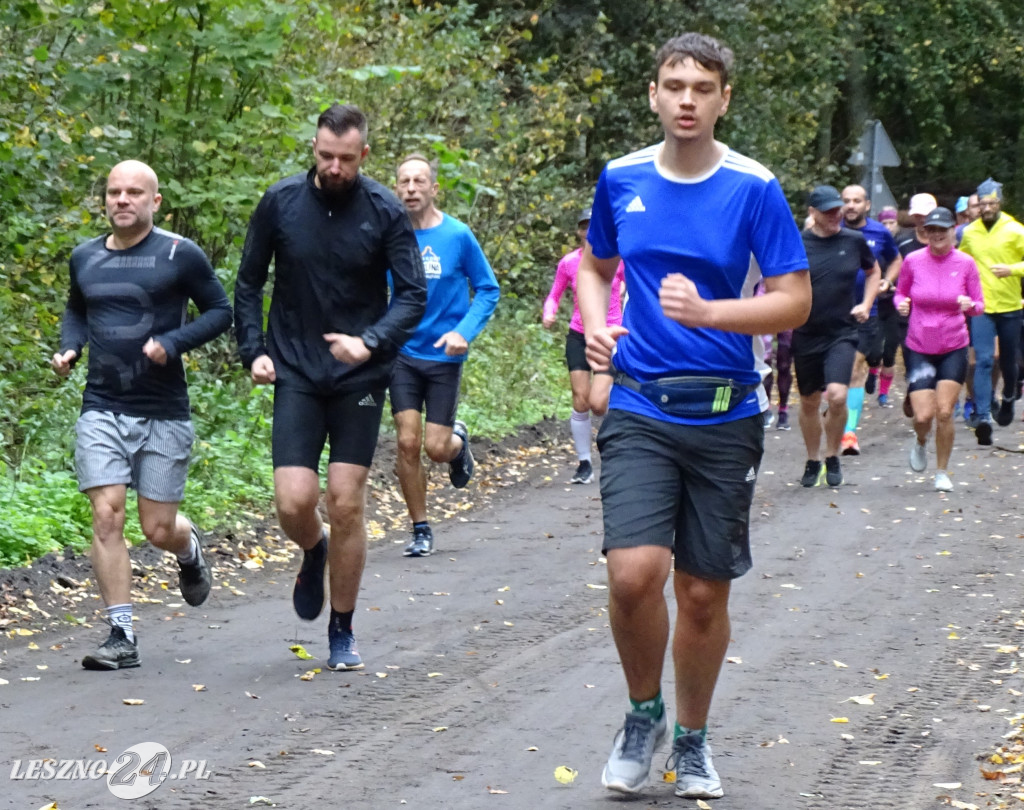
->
xmin=934 ymin=471 xmax=953 ymax=492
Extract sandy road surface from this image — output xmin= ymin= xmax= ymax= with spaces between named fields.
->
xmin=2 ymin=403 xmax=1024 ymax=809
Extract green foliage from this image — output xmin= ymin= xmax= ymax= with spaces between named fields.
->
xmin=2 ymin=0 xmax=1022 ymax=565
xmin=458 ymin=304 xmax=570 ymax=438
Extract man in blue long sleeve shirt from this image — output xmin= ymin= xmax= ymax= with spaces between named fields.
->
xmin=52 ymin=159 xmax=231 ymax=670
xmin=390 ymin=154 xmax=500 ymax=557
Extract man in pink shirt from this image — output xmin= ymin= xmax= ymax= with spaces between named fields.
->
xmin=894 ymin=207 xmax=985 ymax=491
xmin=543 ymin=208 xmax=625 ymax=483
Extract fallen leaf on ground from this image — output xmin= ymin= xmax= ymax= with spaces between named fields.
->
xmin=697 ymin=801 xmax=713 ymax=810
xmin=845 ymin=694 xmax=875 ymax=705
xmin=122 ymin=698 xmax=144 ymax=705
xmin=833 ymin=660 xmax=848 ymax=668
xmin=662 ymin=771 xmax=676 ymax=783
xmin=487 ymin=787 xmax=508 ymax=794
xmin=246 ymin=691 xmax=261 ymax=699
xmin=553 ymin=766 xmax=577 ymax=784
xmin=726 ymin=657 xmax=742 ymax=664
xmin=249 ymin=761 xmax=265 ymax=768
xmin=248 ymin=799 xmax=275 ymax=806
xmin=586 ymin=584 xmax=607 ymax=590
xmin=192 ymin=684 xmax=206 ymax=692
xmin=433 ymin=727 xmax=448 ymax=733
xmin=311 ymin=749 xmax=334 ymax=756
xmin=289 ymin=644 xmax=315 ymax=660
xmin=933 ymin=782 xmax=962 ymax=789
xmin=831 ymin=717 xmax=849 ymax=723
xmin=427 ymin=672 xmax=443 ymax=678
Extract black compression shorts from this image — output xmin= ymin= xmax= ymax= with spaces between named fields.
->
xmin=388 ymin=353 xmax=463 ymax=427
xmin=272 ymin=385 xmax=385 ymax=470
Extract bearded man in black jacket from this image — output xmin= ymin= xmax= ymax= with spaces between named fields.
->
xmin=235 ymin=103 xmax=426 ymax=671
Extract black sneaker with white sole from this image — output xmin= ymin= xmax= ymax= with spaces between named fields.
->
xmin=449 ymin=420 xmax=474 ymax=488
xmin=82 ymin=625 xmax=140 ymax=670
xmin=178 ymin=522 xmax=212 ymax=607
xmin=571 ymin=459 xmax=594 ymax=484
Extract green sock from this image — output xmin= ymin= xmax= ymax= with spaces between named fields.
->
xmin=630 ymin=692 xmax=664 ymax=721
xmin=674 ymin=722 xmax=708 ymax=740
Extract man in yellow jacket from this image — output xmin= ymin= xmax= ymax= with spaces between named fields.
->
xmin=959 ymin=178 xmax=1024 ymax=443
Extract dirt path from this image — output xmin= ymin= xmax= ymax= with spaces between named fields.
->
xmin=3 ymin=404 xmax=1024 ymax=809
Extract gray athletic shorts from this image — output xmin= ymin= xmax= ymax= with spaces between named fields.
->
xmin=597 ymin=409 xmax=765 ymax=580
xmin=74 ymin=410 xmax=194 ymax=502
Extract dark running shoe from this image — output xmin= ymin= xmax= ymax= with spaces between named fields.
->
xmin=571 ymin=459 xmax=594 ymax=484
xmin=403 ymin=525 xmax=434 ymax=558
xmin=327 ymin=617 xmax=364 ymax=671
xmin=824 ymin=455 xmax=843 ymax=487
xmin=800 ymin=460 xmax=822 ymax=488
xmin=865 ymin=372 xmax=877 ymax=395
xmin=82 ymin=625 xmax=140 ymax=671
xmin=178 ymin=522 xmax=212 ymax=607
xmin=976 ymin=420 xmax=993 ymax=446
xmin=449 ymin=420 xmax=474 ymax=488
xmin=995 ymin=398 xmax=1015 ymax=427
xmin=775 ymin=411 xmax=791 ymax=430
xmin=293 ymin=529 xmax=328 ymax=620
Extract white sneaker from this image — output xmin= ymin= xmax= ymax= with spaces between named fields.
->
xmin=667 ymin=733 xmax=724 ymax=799
xmin=909 ymin=440 xmax=927 ymax=473
xmin=601 ymin=711 xmax=668 ymax=793
xmin=934 ymin=471 xmax=953 ymax=492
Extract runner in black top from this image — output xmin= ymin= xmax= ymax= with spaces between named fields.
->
xmin=794 ymin=185 xmax=878 ymax=488
xmin=52 ymin=160 xmax=230 ymax=670
xmin=234 ymin=104 xmax=427 ymax=672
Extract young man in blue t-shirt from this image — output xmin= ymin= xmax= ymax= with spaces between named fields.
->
xmin=390 ymin=154 xmax=500 ymax=557
xmin=577 ymin=33 xmax=810 ymax=799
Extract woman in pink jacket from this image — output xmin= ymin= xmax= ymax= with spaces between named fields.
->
xmin=894 ymin=207 xmax=985 ymax=491
xmin=543 ymin=208 xmax=625 ymax=484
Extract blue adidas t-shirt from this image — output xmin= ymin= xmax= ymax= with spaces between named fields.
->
xmin=850 ymin=218 xmax=896 ymax=317
xmin=588 ymin=143 xmax=808 ymax=425
xmin=398 ymin=214 xmax=500 ymax=364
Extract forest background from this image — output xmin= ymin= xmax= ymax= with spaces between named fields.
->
xmin=1 ymin=0 xmax=1022 ymax=564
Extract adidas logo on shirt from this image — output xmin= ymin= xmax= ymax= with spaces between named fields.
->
xmin=358 ymin=394 xmax=377 ymax=407
xmin=626 ymin=195 xmax=646 ymax=213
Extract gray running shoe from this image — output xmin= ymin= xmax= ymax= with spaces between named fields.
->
xmin=449 ymin=420 xmax=474 ymax=488
xmin=824 ymin=455 xmax=843 ymax=487
xmin=601 ymin=710 xmax=668 ymax=794
xmin=571 ymin=459 xmax=594 ymax=484
xmin=667 ymin=733 xmax=724 ymax=799
xmin=909 ymin=440 xmax=927 ymax=473
xmin=327 ymin=618 xmax=364 ymax=671
xmin=82 ymin=625 xmax=140 ymax=671
xmin=178 ymin=522 xmax=212 ymax=607
xmin=934 ymin=471 xmax=953 ymax=492
xmin=403 ymin=525 xmax=434 ymax=557
xmin=776 ymin=410 xmax=791 ymax=430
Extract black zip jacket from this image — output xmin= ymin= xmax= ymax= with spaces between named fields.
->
xmin=234 ymin=168 xmax=427 ymax=392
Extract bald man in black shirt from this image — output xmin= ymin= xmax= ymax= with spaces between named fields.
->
xmin=53 ymin=159 xmax=231 ymax=670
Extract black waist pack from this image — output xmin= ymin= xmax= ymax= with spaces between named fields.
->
xmin=613 ymin=369 xmax=759 ymax=419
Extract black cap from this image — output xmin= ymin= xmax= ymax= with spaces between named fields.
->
xmin=578 ymin=207 xmax=592 ymax=224
xmin=807 ymin=185 xmax=843 ymax=211
xmin=923 ymin=207 xmax=955 ymax=228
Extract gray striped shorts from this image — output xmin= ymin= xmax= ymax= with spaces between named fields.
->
xmin=74 ymin=410 xmax=194 ymax=502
